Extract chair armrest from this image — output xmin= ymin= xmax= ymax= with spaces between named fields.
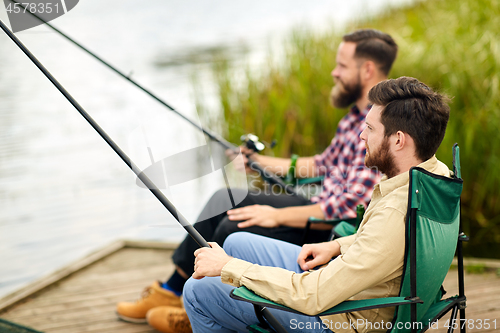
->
xmin=303 ymin=217 xmax=358 ymax=242
xmin=302 ymin=204 xmax=364 ymax=244
xmin=308 ymin=204 xmax=365 ymax=227
xmin=230 ymin=286 xmax=422 ymax=316
xmin=296 ymin=176 xmax=324 ymax=186
xmin=332 ymin=222 xmax=357 ymax=238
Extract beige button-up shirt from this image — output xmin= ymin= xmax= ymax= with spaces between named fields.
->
xmin=221 ymin=156 xmax=450 ymax=333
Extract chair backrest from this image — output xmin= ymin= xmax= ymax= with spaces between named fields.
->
xmin=391 ymin=148 xmax=463 ymax=332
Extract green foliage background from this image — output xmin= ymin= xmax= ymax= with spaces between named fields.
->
xmin=196 ymin=0 xmax=500 ymax=258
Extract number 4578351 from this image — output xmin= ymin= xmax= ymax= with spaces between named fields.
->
xmin=6 ymin=2 xmax=61 ymax=14
xmin=444 ymin=319 xmax=497 ymax=330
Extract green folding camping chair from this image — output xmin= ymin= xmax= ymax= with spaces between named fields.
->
xmin=230 ymin=144 xmax=467 ymax=333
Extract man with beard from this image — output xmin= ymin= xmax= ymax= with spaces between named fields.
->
xmin=183 ymin=76 xmax=452 ymax=333
xmin=116 ymin=29 xmax=398 ymax=331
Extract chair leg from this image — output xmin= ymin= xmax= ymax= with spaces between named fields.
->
xmin=457 ymin=232 xmax=468 ymax=333
xmin=253 ymin=305 xmax=274 ymax=332
xmin=301 ymin=220 xmax=311 ymax=244
xmin=447 ymin=306 xmax=458 ymax=333
xmin=261 ymin=307 xmax=288 ymax=333
xmin=459 ymin=308 xmax=466 ymax=333
xmin=252 ymin=305 xmax=289 ymax=333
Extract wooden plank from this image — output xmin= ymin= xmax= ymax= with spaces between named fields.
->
xmin=23 ymin=311 xmax=120 ymax=330
xmin=50 ymin=323 xmax=158 ymax=333
xmin=39 ymin=319 xmax=155 ymax=333
xmin=454 ymin=257 xmax=500 ymax=269
xmin=2 ymin=291 xmax=147 ymax=319
xmin=24 ymin=279 xmax=158 ymax=298
xmin=0 ymin=240 xmax=126 ymax=312
xmin=123 ymin=239 xmax=179 ymax=250
xmin=12 ymin=281 xmax=157 ymax=307
xmin=0 ymin=244 xmax=177 ymax=333
xmin=0 ymin=240 xmax=180 ymax=314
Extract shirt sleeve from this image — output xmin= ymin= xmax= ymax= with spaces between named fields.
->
xmin=335 ymin=234 xmax=356 ymax=255
xmin=314 ymin=135 xmax=339 ymax=176
xmin=314 ymin=138 xmax=381 ymax=219
xmin=220 ymin=207 xmax=405 ymax=315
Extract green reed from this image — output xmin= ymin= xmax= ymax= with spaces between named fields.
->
xmin=195 ymin=0 xmax=500 ymax=257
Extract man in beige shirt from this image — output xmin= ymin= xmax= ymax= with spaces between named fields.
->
xmin=118 ymin=30 xmax=396 ymax=329
xmin=165 ymin=77 xmax=451 ymax=333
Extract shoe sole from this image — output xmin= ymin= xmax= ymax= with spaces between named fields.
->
xmin=116 ymin=312 xmax=147 ymax=324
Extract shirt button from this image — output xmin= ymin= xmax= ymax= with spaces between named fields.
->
xmin=228 ymin=278 xmax=234 ymax=283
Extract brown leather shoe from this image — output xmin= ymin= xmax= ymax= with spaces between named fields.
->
xmin=146 ymin=306 xmax=192 ymax=333
xmin=116 ymin=281 xmax=182 ymax=323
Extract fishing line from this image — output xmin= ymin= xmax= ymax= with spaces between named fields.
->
xmin=2 ymin=9 xmax=299 ymax=330
xmin=0 ymin=18 xmax=210 ymax=248
xmin=6 ymin=0 xmax=299 ymax=196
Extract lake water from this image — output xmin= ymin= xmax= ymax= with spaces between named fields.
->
xmin=0 ymin=0 xmax=411 ymax=298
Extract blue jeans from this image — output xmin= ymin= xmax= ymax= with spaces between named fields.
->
xmin=183 ymin=232 xmax=332 ymax=333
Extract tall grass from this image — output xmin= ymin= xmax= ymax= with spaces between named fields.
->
xmin=196 ymin=0 xmax=500 ymax=257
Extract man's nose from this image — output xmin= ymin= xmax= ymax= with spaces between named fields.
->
xmin=360 ymin=129 xmax=367 ymax=140
xmin=331 ymin=67 xmax=339 ymax=78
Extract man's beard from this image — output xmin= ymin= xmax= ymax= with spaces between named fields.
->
xmin=365 ymin=138 xmax=398 ymax=178
xmin=330 ymin=75 xmax=363 ymax=109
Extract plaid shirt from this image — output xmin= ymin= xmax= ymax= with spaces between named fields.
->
xmin=311 ymin=105 xmax=381 ymax=219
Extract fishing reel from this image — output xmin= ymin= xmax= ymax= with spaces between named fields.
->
xmin=240 ymin=134 xmax=276 ymax=153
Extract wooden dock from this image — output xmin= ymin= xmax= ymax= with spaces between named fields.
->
xmin=0 ymin=240 xmax=177 ymax=333
xmin=0 ymin=240 xmax=499 ymax=333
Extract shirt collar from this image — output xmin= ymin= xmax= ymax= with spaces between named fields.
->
xmin=350 ymin=104 xmax=371 ymax=117
xmin=377 ymin=155 xmax=439 ymax=197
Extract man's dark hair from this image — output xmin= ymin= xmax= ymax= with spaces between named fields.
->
xmin=343 ymin=29 xmax=398 ymax=76
xmin=368 ymin=76 xmax=450 ymax=161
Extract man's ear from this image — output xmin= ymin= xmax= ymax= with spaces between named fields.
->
xmin=360 ymin=60 xmax=376 ymax=81
xmin=394 ymin=131 xmax=406 ymax=151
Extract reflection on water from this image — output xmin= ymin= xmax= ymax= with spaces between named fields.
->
xmin=0 ymin=0 xmax=411 ymax=298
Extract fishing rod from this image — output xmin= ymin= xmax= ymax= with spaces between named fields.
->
xmin=0 ymin=18 xmax=210 ymax=249
xmin=2 ymin=17 xmax=290 ymax=333
xmin=8 ymin=0 xmax=298 ymax=197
